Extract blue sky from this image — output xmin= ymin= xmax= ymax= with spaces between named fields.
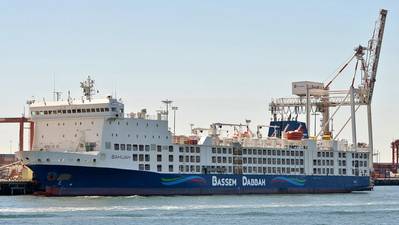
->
xmin=0 ymin=0 xmax=398 ymax=162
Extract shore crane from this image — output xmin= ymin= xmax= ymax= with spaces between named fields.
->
xmin=269 ymin=9 xmax=387 ymax=170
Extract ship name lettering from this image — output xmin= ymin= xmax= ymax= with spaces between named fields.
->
xmin=111 ymin=155 xmax=131 ymax=160
xmin=242 ymin=176 xmax=266 ymax=186
xmin=212 ymin=176 xmax=237 ymax=187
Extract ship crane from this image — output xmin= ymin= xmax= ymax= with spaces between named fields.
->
xmin=211 ymin=120 xmax=253 ymax=138
xmin=269 ymin=9 xmax=387 ymax=170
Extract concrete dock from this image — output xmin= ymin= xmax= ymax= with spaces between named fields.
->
xmin=374 ymin=178 xmax=399 ymax=186
xmin=0 ymin=180 xmax=35 ymax=195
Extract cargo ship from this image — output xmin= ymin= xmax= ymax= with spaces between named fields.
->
xmin=15 ymin=77 xmax=371 ymax=196
xmin=16 ymin=9 xmax=387 ymax=196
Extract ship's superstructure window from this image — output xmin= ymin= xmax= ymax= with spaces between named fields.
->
xmin=114 ymin=144 xmax=119 ymax=150
xmin=32 ymin=107 xmax=112 ymax=116
xmin=105 ymin=142 xmax=111 ymax=149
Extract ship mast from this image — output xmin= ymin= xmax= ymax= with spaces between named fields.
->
xmin=80 ymin=76 xmax=96 ymax=101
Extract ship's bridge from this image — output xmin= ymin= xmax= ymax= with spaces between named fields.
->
xmin=29 ymin=97 xmax=124 ymax=120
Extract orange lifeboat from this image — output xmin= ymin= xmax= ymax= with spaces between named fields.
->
xmin=285 ymin=130 xmax=304 ymax=140
xmin=285 ymin=124 xmax=304 ymax=140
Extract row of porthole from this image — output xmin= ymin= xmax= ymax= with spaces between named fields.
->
xmin=46 ymin=121 xmax=96 ymax=127
xmin=41 ymin=133 xmax=99 ymax=139
xmin=34 ymin=158 xmax=97 ymax=163
xmin=110 ymin=121 xmax=160 ymax=128
xmin=111 ymin=133 xmax=168 ymax=140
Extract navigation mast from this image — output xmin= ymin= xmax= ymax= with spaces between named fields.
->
xmin=80 ymin=76 xmax=96 ymax=101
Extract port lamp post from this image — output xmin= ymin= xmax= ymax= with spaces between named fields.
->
xmin=172 ymin=106 xmax=178 ymax=135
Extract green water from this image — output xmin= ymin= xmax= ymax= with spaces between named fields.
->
xmin=1 ymin=186 xmax=398 ymax=225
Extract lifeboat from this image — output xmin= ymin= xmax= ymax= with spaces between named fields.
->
xmin=286 ymin=130 xmax=304 ymax=140
xmin=284 ymin=124 xmax=304 ymax=140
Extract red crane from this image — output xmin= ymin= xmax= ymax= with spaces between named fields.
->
xmin=0 ymin=117 xmax=34 ymax=152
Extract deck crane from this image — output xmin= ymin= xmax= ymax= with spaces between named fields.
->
xmin=269 ymin=9 xmax=387 ymax=170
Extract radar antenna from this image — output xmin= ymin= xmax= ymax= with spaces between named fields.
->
xmin=80 ymin=76 xmax=96 ymax=101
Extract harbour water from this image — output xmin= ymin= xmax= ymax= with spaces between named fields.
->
xmin=1 ymin=186 xmax=399 ymax=225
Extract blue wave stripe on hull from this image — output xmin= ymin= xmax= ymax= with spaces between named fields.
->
xmin=161 ymin=176 xmax=206 ymax=186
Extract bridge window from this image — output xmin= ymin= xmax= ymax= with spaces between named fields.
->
xmin=114 ymin=144 xmax=120 ymax=150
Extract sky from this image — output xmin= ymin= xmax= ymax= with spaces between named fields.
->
xmin=0 ymin=0 xmax=398 ymax=162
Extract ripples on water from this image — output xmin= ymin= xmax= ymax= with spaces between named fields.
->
xmin=1 ymin=186 xmax=399 ymax=225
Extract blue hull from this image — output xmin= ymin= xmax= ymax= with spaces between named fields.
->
xmin=28 ymin=165 xmax=372 ymax=196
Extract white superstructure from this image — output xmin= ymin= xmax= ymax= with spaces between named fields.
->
xmin=17 ymin=77 xmax=370 ymax=179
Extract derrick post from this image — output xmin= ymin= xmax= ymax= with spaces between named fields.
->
xmin=19 ymin=117 xmax=24 ymax=152
xmin=30 ymin=121 xmax=34 ymax=150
